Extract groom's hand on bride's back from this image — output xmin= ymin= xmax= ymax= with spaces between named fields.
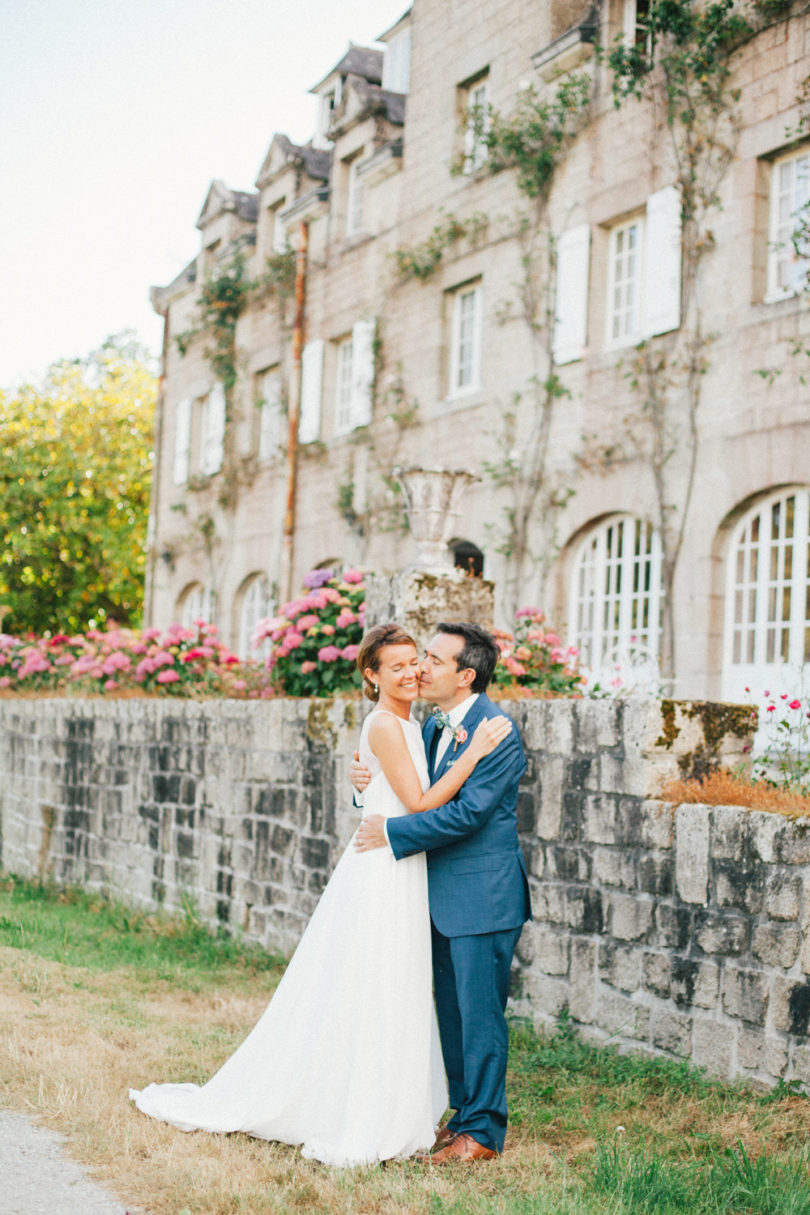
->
xmin=350 ymin=750 xmax=372 ymax=792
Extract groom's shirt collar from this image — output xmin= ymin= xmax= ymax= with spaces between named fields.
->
xmin=447 ymin=692 xmax=479 ymax=727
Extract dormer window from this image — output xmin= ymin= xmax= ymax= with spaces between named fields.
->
xmin=382 ymin=27 xmax=411 ymax=94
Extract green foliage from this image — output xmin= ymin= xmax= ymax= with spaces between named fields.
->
xmin=197 ymin=250 xmax=254 ymax=394
xmin=491 ymin=609 xmax=584 ymax=697
xmin=0 ymin=335 xmax=156 ymax=635
xmin=394 ymin=212 xmax=488 ymax=282
xmin=482 ymin=75 xmax=591 ymax=201
xmin=259 ymin=248 xmax=297 ymax=301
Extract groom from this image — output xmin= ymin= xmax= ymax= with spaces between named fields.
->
xmin=354 ymin=621 xmax=531 ymax=1163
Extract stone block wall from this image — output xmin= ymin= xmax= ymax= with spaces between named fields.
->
xmin=3 ymin=694 xmax=810 ymax=1089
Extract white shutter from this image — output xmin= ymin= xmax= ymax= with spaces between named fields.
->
xmin=643 ymin=186 xmax=682 ymax=337
xmin=172 ymin=397 xmax=191 ymax=485
xmin=350 ymin=318 xmax=376 ymax=428
xmin=201 ymin=382 xmax=226 ymax=474
xmin=553 ymin=224 xmax=590 ymax=364
xmin=299 ymin=339 xmax=324 ymax=443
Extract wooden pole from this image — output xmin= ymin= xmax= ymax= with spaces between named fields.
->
xmin=280 ymin=219 xmax=308 ymax=603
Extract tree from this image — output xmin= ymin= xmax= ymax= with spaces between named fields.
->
xmin=0 ymin=334 xmax=156 ymax=634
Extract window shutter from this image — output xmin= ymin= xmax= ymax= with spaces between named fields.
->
xmin=553 ymin=224 xmax=590 ymax=364
xmin=643 ymin=186 xmax=682 ymax=337
xmin=202 ymin=382 xmax=226 ymax=474
xmin=299 ymin=339 xmax=324 ymax=443
xmin=172 ymin=397 xmax=191 ymax=485
xmin=351 ymin=318 xmax=376 ymax=428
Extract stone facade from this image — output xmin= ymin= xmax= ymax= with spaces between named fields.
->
xmin=146 ymin=0 xmax=810 ymax=705
xmin=5 ymin=695 xmax=810 ymax=1089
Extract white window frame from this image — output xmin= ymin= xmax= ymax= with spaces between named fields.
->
xmin=200 ymin=383 xmax=226 ymax=475
xmin=346 ymin=156 xmax=365 ymax=237
xmin=606 ymin=217 xmax=644 ymax=348
xmin=622 ymin=0 xmax=652 ymax=49
xmin=722 ymin=487 xmax=810 ymax=703
xmin=569 ymin=515 xmax=663 ymax=690
xmin=449 ymin=283 xmax=483 ymax=397
xmin=172 ymin=397 xmax=191 ymax=486
xmin=178 ymin=583 xmax=215 ymax=629
xmin=766 ymin=148 xmax=810 ymax=301
xmin=257 ymin=367 xmax=282 ymax=461
xmin=334 ymin=337 xmax=355 ymax=433
xmin=271 ymin=202 xmax=288 ymax=255
xmin=238 ymin=574 xmax=272 ymax=659
xmin=463 ymin=75 xmax=490 ymax=175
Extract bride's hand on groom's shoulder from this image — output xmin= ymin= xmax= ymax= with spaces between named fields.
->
xmin=350 ymin=750 xmax=372 ymax=792
xmin=469 ymin=716 xmax=512 ymax=759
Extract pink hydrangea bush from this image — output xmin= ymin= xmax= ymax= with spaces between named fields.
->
xmin=0 ymin=623 xmax=273 ymax=699
xmin=252 ymin=568 xmax=365 ymax=697
xmin=491 ymin=608 xmax=583 ymax=698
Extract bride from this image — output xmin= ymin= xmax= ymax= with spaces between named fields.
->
xmin=130 ymin=622 xmax=511 ymax=1167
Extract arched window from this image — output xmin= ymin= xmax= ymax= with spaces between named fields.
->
xmin=238 ymin=574 xmax=272 ymax=660
xmin=176 ymin=582 xmax=215 ymax=629
xmin=569 ymin=515 xmax=663 ymax=687
xmin=722 ymin=488 xmax=810 ymax=701
xmin=451 ymin=538 xmax=484 ymax=578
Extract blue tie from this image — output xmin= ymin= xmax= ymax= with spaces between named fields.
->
xmin=432 ymin=707 xmax=453 ymax=731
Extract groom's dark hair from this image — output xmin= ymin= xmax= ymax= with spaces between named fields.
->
xmin=437 ymin=621 xmax=499 ymax=693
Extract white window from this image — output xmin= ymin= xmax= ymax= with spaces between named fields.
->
xmin=722 ymin=488 xmax=810 ymax=703
xmin=623 ymin=0 xmax=651 ymax=49
xmin=271 ymin=202 xmax=288 ymax=254
xmin=346 ymin=157 xmax=365 ymax=237
xmin=334 ymin=337 xmax=354 ymax=432
xmin=178 ymin=583 xmax=215 ymax=628
xmin=238 ymin=574 xmax=272 ymax=659
xmin=607 ymin=219 xmax=643 ymax=345
xmin=569 ymin=515 xmax=663 ymax=688
xmin=383 ymin=27 xmax=411 ymax=94
xmin=606 ymin=185 xmax=681 ymax=348
xmin=299 ymin=339 xmax=324 ymax=443
xmin=449 ymin=284 xmax=482 ymax=395
xmin=334 ymin=319 xmax=376 ymax=435
xmin=257 ymin=367 xmax=282 ymax=461
xmin=172 ymin=397 xmax=191 ymax=486
xmin=767 ymin=149 xmax=810 ymax=299
xmin=463 ymin=75 xmax=490 ymax=174
xmin=200 ymin=383 xmax=226 ymax=474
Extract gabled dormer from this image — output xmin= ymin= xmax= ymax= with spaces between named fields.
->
xmin=195 ymin=179 xmax=258 ymax=275
xmin=309 ymin=44 xmax=384 ymax=149
xmin=255 ymin=135 xmax=331 ymax=259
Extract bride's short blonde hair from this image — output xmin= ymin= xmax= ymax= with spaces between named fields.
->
xmin=357 ymin=623 xmax=417 ymax=701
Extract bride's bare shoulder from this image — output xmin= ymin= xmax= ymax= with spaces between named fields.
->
xmin=366 ymin=711 xmax=408 ymax=747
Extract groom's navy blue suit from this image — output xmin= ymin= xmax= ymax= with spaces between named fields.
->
xmin=386 ymin=693 xmax=531 ymax=1153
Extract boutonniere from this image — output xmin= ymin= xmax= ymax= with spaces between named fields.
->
xmin=452 ymin=726 xmax=468 ymax=753
xmin=432 ymin=706 xmax=469 ymax=753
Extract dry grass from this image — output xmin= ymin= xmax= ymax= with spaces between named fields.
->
xmin=661 ymin=768 xmax=810 ymax=819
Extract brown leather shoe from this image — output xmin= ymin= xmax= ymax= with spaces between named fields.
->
xmin=431 ymin=1125 xmax=457 ymax=1152
xmin=429 ymin=1132 xmax=498 ymax=1164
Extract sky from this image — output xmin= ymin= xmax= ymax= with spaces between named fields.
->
xmin=0 ymin=0 xmax=409 ymax=388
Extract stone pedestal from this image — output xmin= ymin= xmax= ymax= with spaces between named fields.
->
xmin=365 ymin=568 xmax=495 ymax=655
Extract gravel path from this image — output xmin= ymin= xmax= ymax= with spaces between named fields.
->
xmin=0 ymin=1110 xmax=139 ymax=1215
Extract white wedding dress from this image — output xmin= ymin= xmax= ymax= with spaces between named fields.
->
xmin=130 ymin=710 xmax=447 ymax=1167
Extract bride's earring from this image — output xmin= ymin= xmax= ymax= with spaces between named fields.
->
xmin=373 ymin=683 xmax=379 ymax=695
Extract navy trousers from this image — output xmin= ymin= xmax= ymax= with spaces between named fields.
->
xmin=430 ymin=920 xmax=523 ymax=1153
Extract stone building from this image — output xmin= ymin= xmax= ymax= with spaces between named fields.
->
xmin=146 ymin=0 xmax=810 ymax=702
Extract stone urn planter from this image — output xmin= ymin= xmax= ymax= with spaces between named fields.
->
xmin=394 ymin=466 xmax=478 ymax=570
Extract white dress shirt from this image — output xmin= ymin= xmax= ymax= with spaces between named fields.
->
xmin=434 ymin=693 xmax=479 ymax=765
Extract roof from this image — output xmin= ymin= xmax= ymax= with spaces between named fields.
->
xmin=309 ymin=44 xmax=383 ymax=93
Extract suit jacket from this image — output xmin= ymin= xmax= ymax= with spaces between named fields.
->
xmin=386 ymin=693 xmax=532 ymax=937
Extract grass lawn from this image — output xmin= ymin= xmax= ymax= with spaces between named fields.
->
xmin=1 ymin=872 xmax=809 ymax=1214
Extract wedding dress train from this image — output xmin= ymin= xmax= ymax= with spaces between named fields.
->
xmin=130 ymin=711 xmax=447 ymax=1166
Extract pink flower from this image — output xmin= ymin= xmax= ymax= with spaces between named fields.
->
xmin=322 ymin=588 xmax=341 ymax=603
xmin=135 ymin=657 xmax=156 ymax=679
xmin=342 ymin=567 xmax=364 ymax=584
xmin=317 ymin=645 xmax=342 ymax=663
xmin=781 ymin=693 xmax=788 ymax=700
xmin=789 ymin=699 xmax=802 ymax=710
xmin=766 ymin=704 xmax=776 ymax=712
xmin=341 ymin=644 xmax=359 ymax=661
xmin=101 ymin=652 xmax=132 ymax=675
xmin=231 ymin=679 xmax=247 ymax=691
xmin=297 ymin=614 xmax=319 ymax=630
xmin=157 ymin=669 xmax=180 ymax=684
xmin=336 ymin=611 xmax=356 ymax=629
xmin=104 ymin=679 xmax=118 ymax=691
xmin=744 ymin=686 xmax=750 ymax=693
xmin=142 ymin=627 xmax=162 ymax=642
xmin=192 ymin=617 xmax=207 ymax=628
xmin=300 ymin=661 xmax=317 ymax=673
xmin=152 ymin=650 xmax=175 ymax=668
xmin=764 ymin=690 xmax=770 ymax=697
xmin=0 ymin=676 xmax=11 ymax=689
xmin=285 ymin=631 xmax=304 ymax=650
xmin=321 ymin=624 xmax=335 ymax=636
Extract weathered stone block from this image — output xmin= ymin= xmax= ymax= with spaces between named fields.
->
xmin=692 ymin=1017 xmax=735 ymax=1078
xmin=752 ymin=922 xmax=800 ymax=969
xmin=608 ymin=892 xmax=653 ymax=942
xmin=671 ymin=956 xmax=719 ymax=1009
xmin=750 ymin=811 xmax=787 ymax=863
xmin=721 ymin=966 xmax=770 ymax=1026
xmin=765 ymin=871 xmax=802 ymax=921
xmin=650 ymin=1008 xmax=692 ymax=1055
xmin=737 ymin=1028 xmax=788 ymax=1078
xmin=711 ymin=804 xmax=750 ymax=860
xmin=536 ymin=756 xmax=567 ymax=840
xmin=653 ymin=903 xmax=692 ymax=951
xmin=675 ymin=804 xmax=711 ymax=905
xmin=789 ymin=1043 xmax=810 ymax=1089
xmin=582 ymin=794 xmax=619 ymax=845
xmin=638 ymin=855 xmax=673 ymax=897
xmin=599 ymin=942 xmax=641 ymax=993
xmin=569 ymin=939 xmax=597 ymax=1024
xmin=714 ymin=862 xmax=764 ymax=914
xmin=519 ymin=922 xmax=570 ymax=975
xmin=694 ymin=911 xmax=748 ymax=956
xmin=642 ymin=950 xmax=671 ymax=998
xmin=574 ymin=700 xmax=621 ymax=751
xmin=550 ymin=845 xmax=591 ymax=883
xmin=594 ymin=989 xmax=650 ymax=1041
xmin=771 ymin=977 xmax=810 ymax=1036
xmin=592 ymin=845 xmax=636 ymax=889
xmin=532 ymin=883 xmax=567 ymax=925
xmin=566 ymin=886 xmax=604 ymax=933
